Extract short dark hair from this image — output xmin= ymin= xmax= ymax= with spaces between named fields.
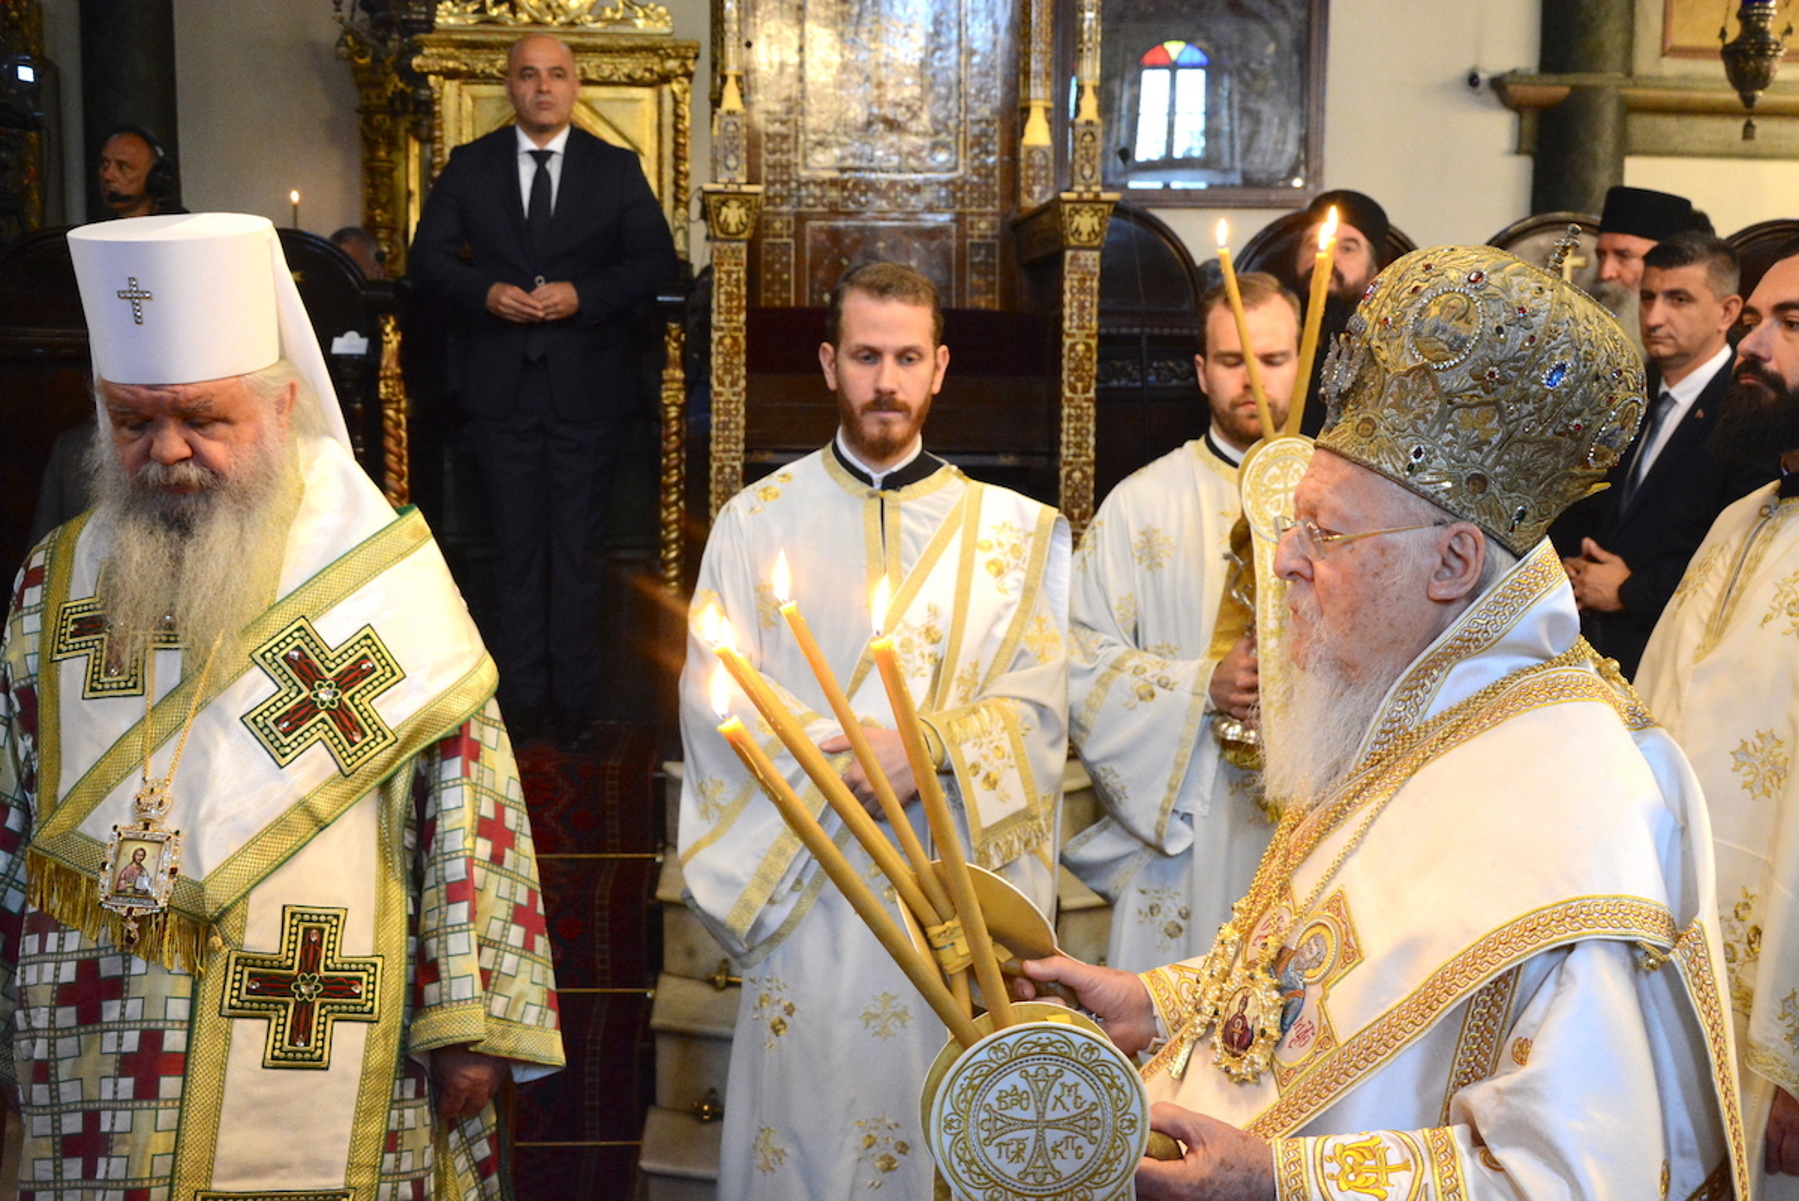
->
xmin=1196 ymin=272 xmax=1300 ymax=355
xmin=1642 ymin=231 xmax=1739 ymax=299
xmin=825 ymin=262 xmax=943 ymax=347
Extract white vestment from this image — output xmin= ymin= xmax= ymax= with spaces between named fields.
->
xmin=1142 ymin=544 xmax=1744 ymax=1199
xmin=677 ymin=448 xmax=1069 ymax=1201
xmin=1062 ymin=437 xmax=1272 ymax=971
xmin=1640 ymin=481 xmax=1799 ymax=1198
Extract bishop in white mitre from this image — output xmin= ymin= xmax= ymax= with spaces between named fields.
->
xmin=1639 ymin=247 xmax=1799 ymax=1194
xmin=677 ymin=264 xmax=1069 ymax=1200
xmin=1065 ymin=272 xmax=1299 ymax=972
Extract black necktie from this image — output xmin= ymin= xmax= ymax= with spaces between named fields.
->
xmin=1623 ymin=387 xmax=1676 ymax=509
xmin=527 ymin=149 xmax=554 ymax=259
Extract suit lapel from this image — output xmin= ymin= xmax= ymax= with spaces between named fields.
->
xmin=1622 ymin=357 xmax=1730 ymax=516
xmin=492 ymin=128 xmax=532 ymax=260
xmin=546 ymin=129 xmax=595 ymax=253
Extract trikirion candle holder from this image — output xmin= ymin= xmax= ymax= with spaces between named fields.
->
xmin=704 ymin=598 xmax=1156 ymax=1200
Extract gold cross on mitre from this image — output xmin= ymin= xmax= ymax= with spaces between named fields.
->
xmin=116 ymin=276 xmax=153 ymax=324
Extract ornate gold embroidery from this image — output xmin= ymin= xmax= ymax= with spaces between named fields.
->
xmin=1669 ymin=542 xmax=1726 ymax=619
xmin=1721 ymin=887 xmax=1760 ymax=1014
xmin=1671 ymin=923 xmax=1751 ymax=1200
xmin=1477 ymin=1145 xmax=1503 ymax=1171
xmin=219 ymin=906 xmax=382 ymax=1070
xmin=977 ymin=520 xmax=1028 ymax=596
xmin=753 ymin=1126 xmax=788 ymax=1174
xmin=1315 ymin=1131 xmax=1419 ymax=1199
xmin=1730 ymin=729 xmax=1788 ymax=801
xmin=1132 ymin=526 xmax=1174 ymax=572
xmin=1021 ymin=614 xmax=1062 ymax=664
xmin=860 ymin=991 xmax=912 ymax=1039
xmin=1272 ymin=1137 xmax=1308 ymax=1199
xmin=1424 ymin=1126 xmax=1467 ymax=1200
xmin=1509 ymin=1037 xmax=1531 ymax=1066
xmin=1135 ymin=886 xmax=1192 ymax=950
xmin=242 ymin=617 xmax=405 ymax=774
xmin=1439 ymin=967 xmax=1518 ymax=1124
xmin=747 ymin=470 xmax=795 ymax=515
xmin=1236 ymin=899 xmax=1681 ymax=1140
xmin=751 ymin=975 xmax=797 ymax=1047
xmin=1762 ymin=565 xmax=1799 ymax=635
xmin=694 ymin=777 xmax=729 ymax=824
xmin=753 ymin=580 xmax=781 ymax=631
xmin=853 ymin=1115 xmax=911 ymax=1187
xmin=50 ymin=596 xmax=180 ymax=698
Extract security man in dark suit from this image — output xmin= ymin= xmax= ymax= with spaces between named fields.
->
xmin=1553 ymin=232 xmax=1775 ymax=678
xmin=410 ymin=32 xmax=677 ymax=747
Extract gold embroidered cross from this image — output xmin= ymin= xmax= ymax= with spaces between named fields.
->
xmin=243 ymin=617 xmax=404 ymax=774
xmin=50 ymin=597 xmax=178 ymax=698
xmin=221 ymin=906 xmax=382 ymax=1070
xmin=116 ymin=276 xmax=153 ymax=324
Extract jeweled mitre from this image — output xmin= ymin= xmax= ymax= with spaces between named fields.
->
xmin=1317 ymin=245 xmax=1646 ymax=556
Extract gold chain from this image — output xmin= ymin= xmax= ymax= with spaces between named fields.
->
xmin=137 ymin=633 xmax=223 ymax=810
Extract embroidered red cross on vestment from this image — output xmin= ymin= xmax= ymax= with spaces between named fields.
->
xmin=244 ymin=617 xmax=404 ymax=774
xmin=220 ymin=906 xmax=382 ymax=1069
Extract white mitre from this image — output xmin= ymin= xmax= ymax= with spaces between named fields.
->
xmin=67 ymin=212 xmax=352 ymax=452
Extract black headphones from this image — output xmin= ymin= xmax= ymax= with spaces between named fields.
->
xmin=103 ymin=124 xmax=176 ymax=200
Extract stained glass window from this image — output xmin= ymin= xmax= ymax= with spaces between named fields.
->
xmin=1133 ymin=40 xmax=1208 ymax=164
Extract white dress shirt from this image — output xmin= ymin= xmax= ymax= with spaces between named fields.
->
xmin=1633 ymin=341 xmax=1733 ymax=484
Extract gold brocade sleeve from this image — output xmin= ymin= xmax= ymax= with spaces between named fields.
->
xmin=406 ymin=699 xmax=564 ymax=1069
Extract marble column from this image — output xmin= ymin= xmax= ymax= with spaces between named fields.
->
xmin=79 ymin=0 xmax=177 ymax=219
xmin=1531 ymin=0 xmax=1632 ymax=216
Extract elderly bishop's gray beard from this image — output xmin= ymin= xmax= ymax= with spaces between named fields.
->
xmin=1259 ymin=619 xmax=1415 ymax=812
xmin=85 ymin=430 xmax=302 ymax=669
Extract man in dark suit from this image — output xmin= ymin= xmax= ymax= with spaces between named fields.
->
xmin=1554 ymin=232 xmax=1773 ymax=677
xmin=410 ymin=32 xmax=677 ymax=747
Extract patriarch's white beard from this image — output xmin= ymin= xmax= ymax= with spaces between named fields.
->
xmin=86 ymin=432 xmax=302 ymax=670
xmin=1260 ymin=620 xmax=1414 ymax=812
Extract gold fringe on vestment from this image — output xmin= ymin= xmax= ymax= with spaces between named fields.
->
xmin=26 ymin=849 xmax=220 ymax=973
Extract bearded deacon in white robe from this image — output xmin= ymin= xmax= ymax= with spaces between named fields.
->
xmin=1027 ymin=245 xmax=1745 ymax=1199
xmin=0 ymin=216 xmax=562 ymax=1201
xmin=677 ymin=264 xmax=1068 ymax=1201
xmin=1639 ymin=248 xmax=1799 ymax=1194
xmin=1065 ymin=274 xmax=1299 ymax=972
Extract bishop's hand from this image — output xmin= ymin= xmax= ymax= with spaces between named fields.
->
xmin=1136 ymin=1103 xmax=1274 ymax=1201
xmin=1016 ymin=955 xmax=1159 ymax=1056
xmin=431 ymin=1043 xmax=508 ymax=1122
xmin=1768 ymin=1084 xmax=1799 ymax=1175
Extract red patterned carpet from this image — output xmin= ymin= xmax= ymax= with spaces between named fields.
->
xmin=511 ymin=723 xmax=662 ymax=1200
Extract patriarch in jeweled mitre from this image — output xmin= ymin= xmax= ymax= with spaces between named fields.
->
xmin=1317 ymin=244 xmax=1648 ymax=556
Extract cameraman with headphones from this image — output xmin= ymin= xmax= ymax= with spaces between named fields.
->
xmin=95 ymin=125 xmax=184 ymax=220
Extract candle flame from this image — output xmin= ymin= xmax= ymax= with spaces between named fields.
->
xmin=1319 ymin=206 xmax=1339 ymax=248
xmin=771 ymin=550 xmax=792 ymax=604
xmin=1215 ymin=218 xmax=1229 ymax=249
xmin=710 ymin=662 xmax=731 ymax=719
xmin=290 ymin=190 xmax=300 ymax=205
xmin=700 ymin=604 xmax=737 ymax=652
xmin=871 ymin=577 xmax=891 ymax=637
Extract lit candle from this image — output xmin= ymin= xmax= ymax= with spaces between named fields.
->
xmin=1289 ymin=205 xmax=1340 ymax=436
xmin=771 ymin=553 xmax=958 ymax=925
xmin=290 ymin=190 xmax=300 ymax=230
xmin=869 ymin=598 xmax=1017 ymax=1029
xmin=712 ymin=667 xmax=980 ymax=1049
xmin=701 ymin=608 xmax=941 ymax=935
xmin=1214 ymin=219 xmax=1275 ymax=447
